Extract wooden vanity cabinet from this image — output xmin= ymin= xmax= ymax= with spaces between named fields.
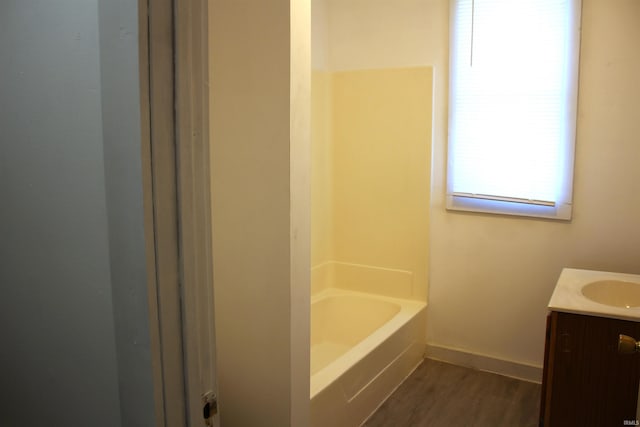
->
xmin=540 ymin=311 xmax=640 ymax=426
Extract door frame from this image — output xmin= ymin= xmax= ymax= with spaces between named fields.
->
xmin=139 ymin=0 xmax=216 ymax=425
xmin=174 ymin=0 xmax=217 ymax=425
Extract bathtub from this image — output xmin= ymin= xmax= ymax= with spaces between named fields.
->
xmin=310 ymin=288 xmax=427 ymax=427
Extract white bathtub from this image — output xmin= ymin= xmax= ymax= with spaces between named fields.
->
xmin=310 ymin=288 xmax=427 ymax=427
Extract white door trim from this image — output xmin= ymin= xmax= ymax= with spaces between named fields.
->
xmin=175 ymin=0 xmax=218 ymax=425
xmin=140 ymin=0 xmax=216 ymax=425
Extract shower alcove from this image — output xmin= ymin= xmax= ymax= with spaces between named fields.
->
xmin=310 ymin=1 xmax=433 ymax=425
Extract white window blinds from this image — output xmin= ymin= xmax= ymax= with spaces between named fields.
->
xmin=447 ymin=0 xmax=581 ymax=219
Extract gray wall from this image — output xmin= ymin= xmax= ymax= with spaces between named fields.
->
xmin=0 ymin=1 xmax=155 ymax=426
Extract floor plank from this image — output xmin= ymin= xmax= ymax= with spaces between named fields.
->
xmin=363 ymin=359 xmax=541 ymax=427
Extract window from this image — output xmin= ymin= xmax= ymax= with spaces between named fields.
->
xmin=447 ymin=0 xmax=582 ymax=220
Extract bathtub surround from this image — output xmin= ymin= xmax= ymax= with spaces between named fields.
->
xmin=330 ymin=68 xmax=432 ymax=300
xmin=311 ymin=69 xmax=333 ymax=270
xmin=312 ymin=262 xmax=415 ymax=299
xmin=310 ymin=67 xmax=432 ymax=298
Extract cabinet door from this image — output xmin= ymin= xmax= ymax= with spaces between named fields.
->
xmin=543 ymin=311 xmax=640 ymax=426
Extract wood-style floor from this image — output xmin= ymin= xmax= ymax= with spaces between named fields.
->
xmin=363 ymin=359 xmax=541 ymax=427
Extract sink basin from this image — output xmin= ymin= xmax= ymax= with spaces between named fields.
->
xmin=549 ymin=268 xmax=640 ymax=321
xmin=581 ymin=280 xmax=640 ymax=308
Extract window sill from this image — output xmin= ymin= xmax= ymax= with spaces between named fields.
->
xmin=446 ymin=194 xmax=572 ymax=221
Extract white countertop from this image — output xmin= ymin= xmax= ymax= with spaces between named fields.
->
xmin=549 ymin=268 xmax=640 ymax=322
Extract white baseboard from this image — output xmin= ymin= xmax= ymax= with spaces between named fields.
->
xmin=424 ymin=343 xmax=543 ymax=384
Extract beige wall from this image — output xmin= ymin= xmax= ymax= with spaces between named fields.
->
xmin=321 ymin=0 xmax=640 ymax=374
xmin=209 ymin=1 xmax=310 ymax=425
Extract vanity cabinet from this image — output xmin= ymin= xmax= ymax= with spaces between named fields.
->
xmin=540 ymin=311 xmax=640 ymax=426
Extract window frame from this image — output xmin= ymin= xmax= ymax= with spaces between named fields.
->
xmin=446 ymin=0 xmax=583 ymax=221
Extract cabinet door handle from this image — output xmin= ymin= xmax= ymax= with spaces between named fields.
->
xmin=618 ymin=334 xmax=640 ymax=354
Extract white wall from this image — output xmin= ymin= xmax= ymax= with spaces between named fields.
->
xmin=209 ymin=1 xmax=310 ymax=425
xmin=429 ymin=0 xmax=640 ymax=374
xmin=323 ymin=0 xmax=640 ymax=375
xmin=325 ymin=0 xmax=446 ymax=71
xmin=290 ymin=0 xmax=312 ymax=424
